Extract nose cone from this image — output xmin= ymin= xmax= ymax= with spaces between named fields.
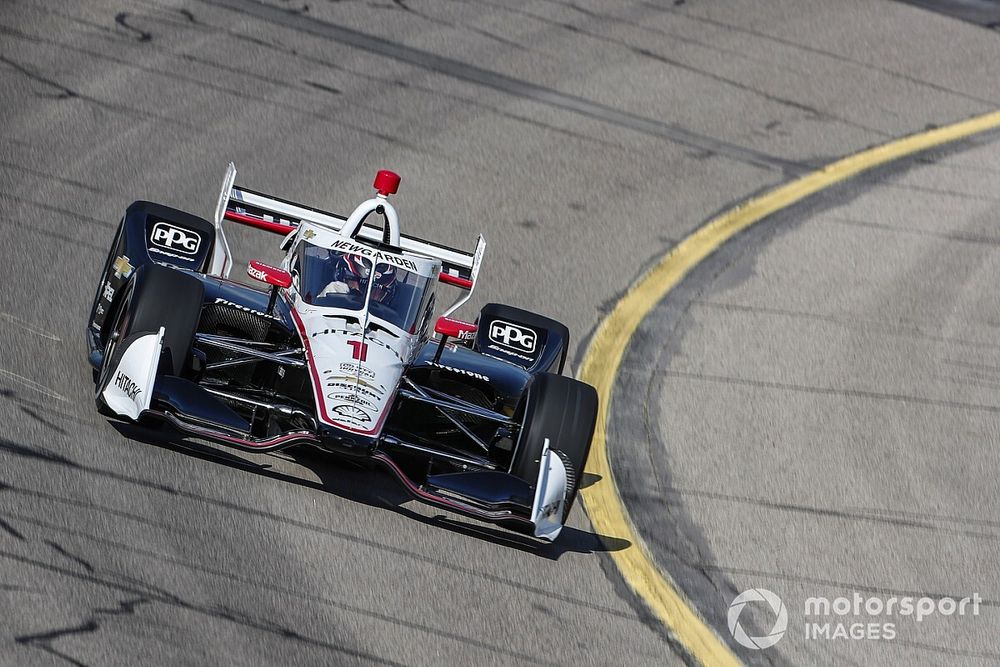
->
xmin=317 ymin=423 xmax=376 ymax=457
xmin=294 ymin=310 xmax=405 ymax=438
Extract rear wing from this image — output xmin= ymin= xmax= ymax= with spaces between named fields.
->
xmin=209 ymin=163 xmax=485 ymax=303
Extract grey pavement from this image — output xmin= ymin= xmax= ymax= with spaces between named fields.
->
xmin=1 ymin=0 xmax=999 ymax=665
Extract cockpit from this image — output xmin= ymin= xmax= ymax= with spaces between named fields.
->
xmin=292 ymin=242 xmax=433 ymax=334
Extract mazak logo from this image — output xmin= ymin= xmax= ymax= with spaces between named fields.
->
xmin=728 ymin=589 xmax=788 ymax=650
xmin=247 ymin=264 xmax=267 ymax=282
xmin=489 ymin=320 xmax=537 ymax=353
xmin=151 ymin=222 xmax=201 ymax=255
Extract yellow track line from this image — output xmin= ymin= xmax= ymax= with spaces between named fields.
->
xmin=577 ymin=110 xmax=1000 ymax=666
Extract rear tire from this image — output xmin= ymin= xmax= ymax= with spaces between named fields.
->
xmin=510 ymin=373 xmax=598 ymax=518
xmin=95 ymin=264 xmax=203 ymax=416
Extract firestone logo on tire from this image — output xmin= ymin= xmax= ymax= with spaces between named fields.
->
xmin=728 ymin=589 xmax=788 ymax=650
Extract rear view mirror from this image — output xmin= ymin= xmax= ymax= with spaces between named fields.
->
xmin=247 ymin=260 xmax=292 ymax=288
xmin=247 ymin=260 xmax=292 ymax=315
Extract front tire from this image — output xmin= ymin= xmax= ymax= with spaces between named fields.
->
xmin=510 ymin=373 xmax=598 ymax=518
xmin=95 ymin=264 xmax=204 ymax=416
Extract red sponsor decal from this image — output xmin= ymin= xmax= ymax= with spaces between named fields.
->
xmin=246 ymin=260 xmax=292 ymax=288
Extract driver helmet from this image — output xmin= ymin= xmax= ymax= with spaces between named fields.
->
xmin=336 ymin=254 xmax=398 ymax=304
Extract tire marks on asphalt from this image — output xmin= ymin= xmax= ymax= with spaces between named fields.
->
xmin=660 ymin=368 xmax=1000 ymax=415
xmin=0 ymin=54 xmax=194 ymax=129
xmin=688 ymin=299 xmax=1000 ymax=352
xmin=2 ymin=509 xmax=560 ymax=666
xmin=0 ymin=19 xmax=419 ymax=152
xmin=621 ymin=486 xmax=1000 ymax=543
xmin=471 ymin=0 xmax=891 ymax=139
xmin=0 ymin=370 xmax=67 ymax=402
xmin=203 ymin=0 xmax=809 ymax=174
xmin=0 ymin=438 xmax=641 ymax=622
xmin=650 ymin=4 xmax=1000 ymax=108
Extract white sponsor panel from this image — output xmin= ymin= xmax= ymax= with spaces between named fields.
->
xmin=296 ymin=303 xmax=408 ymax=433
xmin=151 ymin=222 xmax=201 ymax=255
xmin=101 ymin=328 xmax=164 ymax=420
xmin=489 ymin=320 xmax=537 ymax=354
xmin=530 ymin=438 xmax=567 ymax=541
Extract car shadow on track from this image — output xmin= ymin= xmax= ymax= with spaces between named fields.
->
xmin=110 ymin=422 xmax=631 ymax=561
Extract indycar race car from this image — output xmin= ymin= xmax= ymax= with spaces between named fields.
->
xmin=87 ymin=165 xmax=598 ymax=541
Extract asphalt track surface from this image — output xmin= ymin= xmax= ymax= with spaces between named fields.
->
xmin=1 ymin=1 xmax=999 ymax=665
xmin=612 ymin=132 xmax=1000 ymax=666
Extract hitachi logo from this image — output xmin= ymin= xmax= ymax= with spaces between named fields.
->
xmin=114 ymin=371 xmax=141 ymax=400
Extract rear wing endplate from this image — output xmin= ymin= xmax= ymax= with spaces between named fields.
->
xmin=209 ymin=163 xmax=485 ymax=302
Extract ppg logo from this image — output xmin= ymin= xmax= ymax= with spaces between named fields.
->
xmin=151 ymin=222 xmax=201 ymax=255
xmin=489 ymin=320 xmax=537 ymax=353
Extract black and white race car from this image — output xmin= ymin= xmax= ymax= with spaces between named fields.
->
xmin=87 ymin=165 xmax=598 ymax=541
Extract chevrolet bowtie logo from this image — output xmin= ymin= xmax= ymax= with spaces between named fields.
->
xmin=112 ymin=255 xmax=134 ymax=279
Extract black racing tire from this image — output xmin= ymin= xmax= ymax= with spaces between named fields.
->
xmin=124 ymin=264 xmax=204 ymax=377
xmin=96 ymin=264 xmax=203 ymax=414
xmin=509 ymin=373 xmax=598 ymax=518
